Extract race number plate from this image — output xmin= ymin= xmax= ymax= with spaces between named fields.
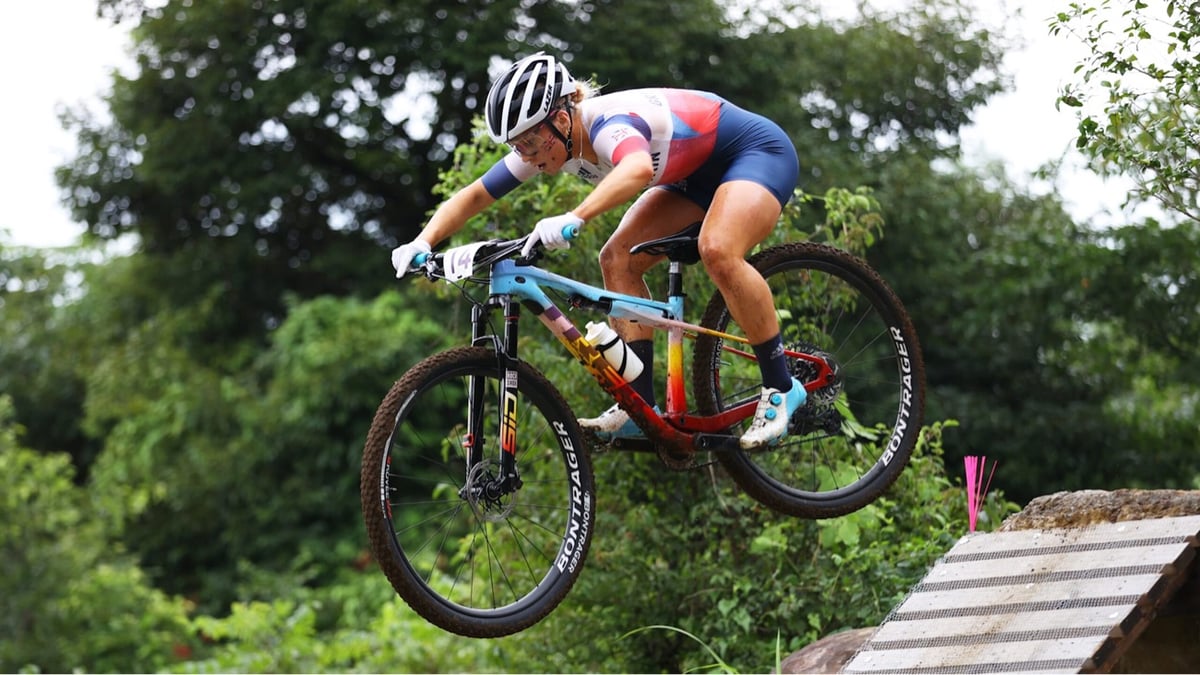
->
xmin=442 ymin=242 xmax=488 ymax=282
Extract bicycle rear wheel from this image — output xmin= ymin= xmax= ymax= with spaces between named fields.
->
xmin=692 ymin=242 xmax=925 ymax=518
xmin=360 ymin=346 xmax=595 ymax=637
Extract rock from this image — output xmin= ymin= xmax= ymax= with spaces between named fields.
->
xmin=998 ymin=488 xmax=1200 ymax=531
xmin=777 ymin=626 xmax=874 ymax=674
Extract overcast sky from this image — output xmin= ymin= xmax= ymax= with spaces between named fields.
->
xmin=0 ymin=0 xmax=1115 ymax=249
xmin=0 ymin=1 xmax=130 ymax=247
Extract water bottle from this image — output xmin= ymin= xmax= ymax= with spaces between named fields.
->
xmin=584 ymin=321 xmax=643 ymax=382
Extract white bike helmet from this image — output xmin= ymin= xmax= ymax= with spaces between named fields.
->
xmin=484 ymin=52 xmax=577 ymax=143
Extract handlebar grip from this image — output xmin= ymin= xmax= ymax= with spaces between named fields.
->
xmin=562 ymin=224 xmax=581 ymax=240
xmin=413 ymin=252 xmax=430 ymax=265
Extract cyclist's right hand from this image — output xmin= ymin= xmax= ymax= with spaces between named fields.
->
xmin=521 ymin=212 xmax=584 ymax=258
xmin=391 ymin=240 xmax=432 ymax=278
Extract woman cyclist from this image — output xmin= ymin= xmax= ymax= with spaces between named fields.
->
xmin=391 ymin=52 xmax=804 ymax=449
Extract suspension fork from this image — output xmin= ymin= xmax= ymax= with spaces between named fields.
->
xmin=463 ymin=295 xmax=522 ymax=494
xmin=497 ymin=296 xmax=522 ymax=491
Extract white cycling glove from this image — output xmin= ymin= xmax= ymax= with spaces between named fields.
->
xmin=391 ymin=239 xmax=432 ymax=278
xmin=521 ymin=212 xmax=584 ymax=258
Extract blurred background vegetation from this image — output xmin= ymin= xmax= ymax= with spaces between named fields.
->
xmin=2 ymin=0 xmax=1197 ymax=671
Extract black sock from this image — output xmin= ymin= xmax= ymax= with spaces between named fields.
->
xmin=752 ymin=334 xmax=792 ymax=392
xmin=627 ymin=339 xmax=656 ymax=407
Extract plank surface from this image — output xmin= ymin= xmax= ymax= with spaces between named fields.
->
xmin=920 ymin=543 xmax=1185 ymax=584
xmin=842 ymin=516 xmax=1200 ymax=674
xmin=938 ymin=516 xmax=1200 ymax=562
xmin=844 ymin=636 xmax=1103 ymax=673
xmin=893 ymin=575 xmax=1159 ymax=614
xmin=868 ymin=606 xmax=1131 ymax=643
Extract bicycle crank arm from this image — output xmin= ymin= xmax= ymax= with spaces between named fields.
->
xmin=692 ymin=433 xmax=742 ymax=452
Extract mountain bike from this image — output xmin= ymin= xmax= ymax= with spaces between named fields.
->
xmin=360 ymin=223 xmax=925 ymax=637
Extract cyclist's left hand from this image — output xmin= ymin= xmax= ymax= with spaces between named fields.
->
xmin=391 ymin=239 xmax=432 ymax=278
xmin=521 ymin=212 xmax=583 ymax=257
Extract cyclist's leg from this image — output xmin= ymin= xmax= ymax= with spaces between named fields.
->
xmin=691 ymin=243 xmax=925 ymax=517
xmin=695 ymin=100 xmax=798 ymax=347
xmin=699 ymin=180 xmax=806 ymax=447
xmin=581 ymin=189 xmax=701 ymax=438
xmin=598 ymin=187 xmax=704 ymax=342
xmin=697 ymin=180 xmax=781 ymax=344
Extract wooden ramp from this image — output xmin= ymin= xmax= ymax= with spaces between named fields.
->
xmin=842 ymin=515 xmax=1200 ymax=674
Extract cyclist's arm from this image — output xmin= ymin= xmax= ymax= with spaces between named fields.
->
xmin=417 ymin=178 xmax=497 ymax=247
xmin=572 ymin=149 xmax=654 ymax=222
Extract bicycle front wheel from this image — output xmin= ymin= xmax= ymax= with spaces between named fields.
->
xmin=693 ymin=242 xmax=925 ymax=518
xmin=360 ymin=346 xmax=595 ymax=638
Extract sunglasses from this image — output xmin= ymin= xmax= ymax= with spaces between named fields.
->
xmin=507 ymin=122 xmax=555 ymax=157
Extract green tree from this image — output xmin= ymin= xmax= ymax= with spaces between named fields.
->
xmin=16 ymin=0 xmax=1103 ymax=666
xmin=41 ymin=0 xmax=1009 ymax=491
xmin=60 ymin=0 xmax=1005 ymax=338
xmin=0 ymin=243 xmax=103 ymax=472
xmin=1051 ymin=0 xmax=1200 ymax=379
xmin=163 ymin=420 xmax=1003 ymax=674
xmin=0 ymin=397 xmax=193 ymax=673
xmin=868 ymin=155 xmax=1140 ymax=501
xmin=82 ymin=275 xmax=455 ymax=611
xmin=1054 ymin=0 xmax=1200 ymax=220
xmin=358 ymin=112 xmax=981 ymax=671
xmin=1041 ymin=0 xmax=1200 ymax=494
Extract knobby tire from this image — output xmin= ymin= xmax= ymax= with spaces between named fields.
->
xmin=692 ymin=242 xmax=925 ymax=518
xmin=360 ymin=346 xmax=595 ymax=637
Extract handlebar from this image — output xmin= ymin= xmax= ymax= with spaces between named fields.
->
xmin=411 ymin=224 xmax=580 ymax=268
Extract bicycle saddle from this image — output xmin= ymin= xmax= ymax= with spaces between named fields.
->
xmin=629 ymin=221 xmax=702 ymax=264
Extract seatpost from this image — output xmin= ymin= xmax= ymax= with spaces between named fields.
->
xmin=667 ymin=261 xmax=685 ymax=306
xmin=665 ymin=261 xmax=687 ymax=415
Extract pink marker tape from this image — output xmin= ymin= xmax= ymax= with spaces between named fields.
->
xmin=964 ymin=456 xmax=998 ymax=532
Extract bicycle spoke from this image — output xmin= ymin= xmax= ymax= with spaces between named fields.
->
xmin=693 ymin=243 xmax=924 ymax=517
xmin=361 ymin=347 xmax=595 ymax=635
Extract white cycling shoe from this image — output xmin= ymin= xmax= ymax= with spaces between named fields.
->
xmin=740 ymin=378 xmax=807 ymax=449
xmin=579 ymin=404 xmax=658 ymax=441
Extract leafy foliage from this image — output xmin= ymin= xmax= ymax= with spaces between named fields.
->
xmin=365 ymin=119 xmax=980 ymax=672
xmin=0 ymin=245 xmax=102 ymax=473
xmin=1053 ymin=0 xmax=1200 ymax=220
xmin=60 ymin=0 xmax=1006 ymax=341
xmin=490 ymin=421 xmax=1013 ymax=673
xmin=863 ymin=156 xmax=1124 ymax=499
xmin=3 ymin=0 xmax=1195 ymax=671
xmin=0 ymin=398 xmax=193 ymax=673
xmin=82 ymin=283 xmax=458 ymax=612
xmin=174 ymin=574 xmax=509 ymax=673
xmin=138 ymin=420 xmax=1007 ymax=675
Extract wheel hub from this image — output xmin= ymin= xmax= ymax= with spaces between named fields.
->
xmin=460 ymin=460 xmax=517 ymax=521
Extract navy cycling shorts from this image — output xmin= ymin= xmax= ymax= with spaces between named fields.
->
xmin=659 ymin=101 xmax=799 ymax=210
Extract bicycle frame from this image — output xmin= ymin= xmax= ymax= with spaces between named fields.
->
xmin=367 ymin=233 xmax=925 ymax=637
xmin=469 ymin=254 xmax=835 ymax=459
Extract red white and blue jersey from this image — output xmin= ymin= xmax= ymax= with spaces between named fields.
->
xmin=481 ymin=88 xmax=799 ymax=208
